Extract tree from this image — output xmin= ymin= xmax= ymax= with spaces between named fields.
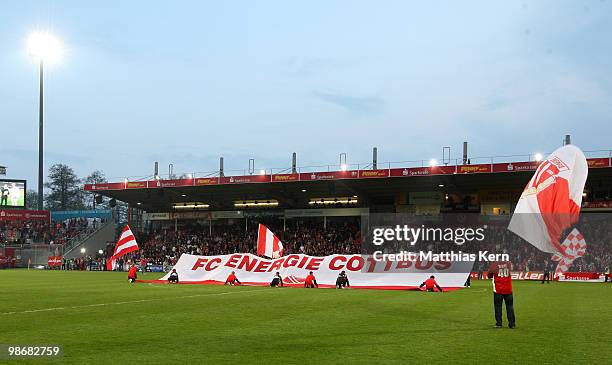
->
xmin=44 ymin=164 xmax=85 ymax=211
xmin=84 ymin=170 xmax=107 ymax=209
xmin=84 ymin=170 xmax=107 ymax=185
xmin=25 ymin=190 xmax=39 ymax=210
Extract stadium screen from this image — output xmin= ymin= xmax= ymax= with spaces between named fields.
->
xmin=0 ymin=179 xmax=26 ymax=208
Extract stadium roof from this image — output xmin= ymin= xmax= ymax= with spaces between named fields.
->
xmin=85 ymin=157 xmax=612 ymax=212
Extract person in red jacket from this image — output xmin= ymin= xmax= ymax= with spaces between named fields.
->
xmin=419 ymin=275 xmax=443 ymax=292
xmin=304 ymin=271 xmax=318 ymax=288
xmin=225 ymin=271 xmax=241 ymax=286
xmin=488 ymin=261 xmax=515 ymax=328
xmin=127 ymin=264 xmax=138 ymax=283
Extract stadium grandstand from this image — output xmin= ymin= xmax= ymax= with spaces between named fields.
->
xmin=74 ymin=147 xmax=612 ymax=274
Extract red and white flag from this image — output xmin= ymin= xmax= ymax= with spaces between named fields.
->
xmin=106 ymin=225 xmax=139 ymax=270
xmin=551 ymin=228 xmax=587 ymax=277
xmin=508 ymin=145 xmax=588 ymax=254
xmin=257 ymin=224 xmax=284 ymax=259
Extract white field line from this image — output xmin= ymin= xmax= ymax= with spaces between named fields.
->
xmin=1 ymin=288 xmax=277 ymax=316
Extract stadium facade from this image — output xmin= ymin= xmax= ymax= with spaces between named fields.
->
xmin=84 ymin=153 xmax=612 ymax=231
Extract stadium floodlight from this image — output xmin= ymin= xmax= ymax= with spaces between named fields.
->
xmin=340 ymin=164 xmax=348 ymax=171
xmin=534 ymin=153 xmax=543 ymax=162
xmin=28 ymin=31 xmax=62 ymax=64
xmin=259 ymin=169 xmax=266 ymax=175
xmin=429 ymin=159 xmax=438 ymax=167
xmin=27 ymin=31 xmax=62 ymax=210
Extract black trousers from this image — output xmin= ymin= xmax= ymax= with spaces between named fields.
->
xmin=494 ymin=293 xmax=515 ymax=326
xmin=605 ymin=274 xmax=609 ymax=282
xmin=542 ymin=272 xmax=550 ymax=283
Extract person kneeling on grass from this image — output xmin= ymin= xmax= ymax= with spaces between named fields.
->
xmin=336 ymin=270 xmax=350 ymax=289
xmin=225 ymin=271 xmax=241 ymax=286
xmin=127 ymin=264 xmax=138 ymax=283
xmin=419 ymin=275 xmax=443 ymax=292
xmin=304 ymin=271 xmax=318 ymax=288
xmin=270 ymin=272 xmax=283 ymax=287
xmin=168 ymin=269 xmax=179 ymax=284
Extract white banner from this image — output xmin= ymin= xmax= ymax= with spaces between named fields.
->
xmin=558 ymin=272 xmax=605 ymax=282
xmin=158 ymin=253 xmax=473 ymax=289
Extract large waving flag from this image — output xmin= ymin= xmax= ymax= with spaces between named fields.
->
xmin=106 ymin=225 xmax=139 ymax=270
xmin=508 ymin=145 xmax=588 ymax=254
xmin=257 ymin=224 xmax=284 ymax=259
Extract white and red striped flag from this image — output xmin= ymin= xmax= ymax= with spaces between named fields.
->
xmin=508 ymin=145 xmax=588 ymax=255
xmin=257 ymin=224 xmax=284 ymax=259
xmin=106 ymin=225 xmax=139 ymax=270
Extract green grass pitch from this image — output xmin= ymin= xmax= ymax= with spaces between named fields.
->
xmin=1 ymin=270 xmax=611 ymax=364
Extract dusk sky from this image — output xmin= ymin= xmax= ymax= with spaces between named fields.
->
xmin=1 ymin=1 xmax=611 ymax=185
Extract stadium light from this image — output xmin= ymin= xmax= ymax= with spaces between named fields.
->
xmin=28 ymin=32 xmax=62 ymax=63
xmin=340 ymin=164 xmax=348 ymax=171
xmin=27 ymin=31 xmax=62 ymax=210
xmin=429 ymin=159 xmax=438 ymax=167
xmin=259 ymin=169 xmax=266 ymax=175
xmin=534 ymin=153 xmax=543 ymax=162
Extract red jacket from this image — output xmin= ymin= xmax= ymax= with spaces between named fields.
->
xmin=488 ymin=261 xmax=513 ymax=294
xmin=424 ymin=278 xmax=438 ymax=290
xmin=128 ymin=266 xmax=137 ymax=279
xmin=305 ymin=274 xmax=316 ymax=285
xmin=226 ymin=273 xmax=237 ymax=283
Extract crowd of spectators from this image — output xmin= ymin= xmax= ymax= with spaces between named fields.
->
xmin=0 ymin=218 xmax=105 ymax=246
xmin=0 ymin=220 xmax=50 ymax=245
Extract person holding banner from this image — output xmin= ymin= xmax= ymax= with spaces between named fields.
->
xmin=304 ymin=272 xmax=318 ymax=288
xmin=225 ymin=271 xmax=241 ymax=286
xmin=128 ymin=264 xmax=138 ymax=283
xmin=270 ymin=272 xmax=283 ymax=287
xmin=419 ymin=275 xmax=443 ymax=292
xmin=168 ymin=269 xmax=179 ymax=284
xmin=336 ymin=271 xmax=350 ymax=289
